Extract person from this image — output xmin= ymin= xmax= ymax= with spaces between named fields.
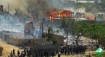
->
xmin=13 ymin=49 xmax=15 ymax=55
xmin=10 ymin=51 xmax=13 ymax=57
xmin=88 ymin=53 xmax=91 ymax=57
xmin=17 ymin=50 xmax=20 ymax=56
xmin=58 ymin=51 xmax=61 ymax=57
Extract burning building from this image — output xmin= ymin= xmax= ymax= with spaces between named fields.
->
xmin=47 ymin=10 xmax=73 ymax=22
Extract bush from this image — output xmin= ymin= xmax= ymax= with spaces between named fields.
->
xmin=51 ymin=38 xmax=57 ymax=45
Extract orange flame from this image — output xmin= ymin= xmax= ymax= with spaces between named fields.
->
xmin=58 ymin=13 xmax=61 ymax=17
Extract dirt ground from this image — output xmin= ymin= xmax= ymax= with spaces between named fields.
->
xmin=54 ymin=51 xmax=96 ymax=57
xmin=0 ymin=36 xmax=96 ymax=57
xmin=0 ymin=39 xmax=23 ymax=57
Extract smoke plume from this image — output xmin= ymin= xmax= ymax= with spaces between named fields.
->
xmin=0 ymin=0 xmax=75 ymax=15
xmin=0 ymin=0 xmax=28 ymax=15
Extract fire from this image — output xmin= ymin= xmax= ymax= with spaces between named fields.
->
xmin=47 ymin=10 xmax=73 ymax=22
xmin=58 ymin=13 xmax=61 ymax=17
xmin=49 ymin=16 xmax=52 ymax=19
xmin=60 ymin=14 xmax=62 ymax=17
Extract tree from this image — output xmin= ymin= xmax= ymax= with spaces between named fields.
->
xmin=60 ymin=17 xmax=75 ymax=45
xmin=74 ymin=21 xmax=105 ymax=46
xmin=74 ymin=21 xmax=101 ymax=46
xmin=60 ymin=18 xmax=100 ymax=46
xmin=51 ymin=38 xmax=57 ymax=45
xmin=47 ymin=25 xmax=59 ymax=44
xmin=60 ymin=17 xmax=75 ymax=36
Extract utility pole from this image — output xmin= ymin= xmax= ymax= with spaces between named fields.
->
xmin=41 ymin=18 xmax=45 ymax=38
xmin=32 ymin=22 xmax=34 ymax=56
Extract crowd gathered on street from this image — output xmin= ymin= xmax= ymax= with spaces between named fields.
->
xmin=8 ymin=45 xmax=87 ymax=57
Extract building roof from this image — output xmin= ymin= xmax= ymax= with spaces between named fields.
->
xmin=47 ymin=10 xmax=73 ymax=21
xmin=47 ymin=10 xmax=57 ymax=15
xmin=60 ymin=10 xmax=73 ymax=15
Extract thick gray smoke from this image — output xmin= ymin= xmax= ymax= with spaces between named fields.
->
xmin=0 ymin=0 xmax=28 ymax=15
xmin=0 ymin=0 xmax=77 ymax=40
xmin=0 ymin=0 xmax=75 ymax=16
xmin=46 ymin=0 xmax=74 ymax=9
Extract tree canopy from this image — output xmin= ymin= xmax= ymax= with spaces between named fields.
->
xmin=60 ymin=17 xmax=105 ymax=46
xmin=74 ymin=21 xmax=105 ymax=46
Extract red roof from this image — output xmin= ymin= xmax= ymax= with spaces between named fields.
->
xmin=47 ymin=10 xmax=57 ymax=15
xmin=47 ymin=10 xmax=73 ymax=22
xmin=60 ymin=10 xmax=73 ymax=17
xmin=60 ymin=10 xmax=72 ymax=14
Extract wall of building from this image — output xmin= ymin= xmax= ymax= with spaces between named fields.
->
xmin=2 ymin=33 xmax=64 ymax=46
xmin=95 ymin=14 xmax=104 ymax=21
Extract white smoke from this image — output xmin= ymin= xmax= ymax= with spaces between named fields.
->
xmin=0 ymin=0 xmax=28 ymax=15
xmin=0 ymin=0 xmax=78 ymax=39
xmin=0 ymin=0 xmax=76 ymax=15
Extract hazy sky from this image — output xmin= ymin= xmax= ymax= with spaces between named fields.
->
xmin=0 ymin=0 xmax=73 ymax=15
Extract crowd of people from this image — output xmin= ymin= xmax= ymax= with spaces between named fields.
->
xmin=60 ymin=45 xmax=87 ymax=55
xmin=8 ymin=45 xmax=59 ymax=57
xmin=8 ymin=45 xmax=87 ymax=57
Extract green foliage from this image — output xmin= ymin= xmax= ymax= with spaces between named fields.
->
xmin=60 ymin=17 xmax=75 ymax=35
xmin=60 ymin=18 xmax=105 ymax=46
xmin=60 ymin=17 xmax=105 ymax=46
xmin=51 ymin=38 xmax=58 ymax=45
xmin=75 ymin=21 xmax=105 ymax=47
xmin=47 ymin=26 xmax=59 ymax=44
xmin=47 ymin=25 xmax=59 ymax=34
xmin=55 ymin=29 xmax=60 ymax=33
xmin=93 ymin=52 xmax=105 ymax=57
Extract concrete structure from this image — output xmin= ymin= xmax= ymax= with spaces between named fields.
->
xmin=95 ymin=13 xmax=104 ymax=21
xmin=1 ymin=31 xmax=64 ymax=46
xmin=24 ymin=21 xmax=42 ymax=38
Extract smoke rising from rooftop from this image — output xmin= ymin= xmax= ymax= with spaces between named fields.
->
xmin=0 ymin=0 xmax=28 ymax=15
xmin=0 ymin=0 xmax=75 ymax=15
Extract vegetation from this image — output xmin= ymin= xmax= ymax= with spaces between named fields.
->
xmin=93 ymin=52 xmax=105 ymax=57
xmin=60 ymin=17 xmax=105 ymax=46
xmin=51 ymin=38 xmax=57 ymax=45
xmin=60 ymin=17 xmax=75 ymax=36
xmin=47 ymin=26 xmax=59 ymax=44
xmin=75 ymin=21 xmax=105 ymax=46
